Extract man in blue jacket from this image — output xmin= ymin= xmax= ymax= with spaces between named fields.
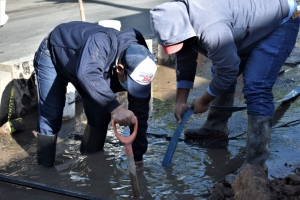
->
xmin=34 ymin=21 xmax=157 ymax=167
xmin=150 ymin=0 xmax=299 ymax=175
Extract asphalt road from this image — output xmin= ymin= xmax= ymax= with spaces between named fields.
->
xmin=0 ymin=0 xmax=166 ymax=63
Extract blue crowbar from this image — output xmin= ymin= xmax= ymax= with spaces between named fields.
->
xmin=162 ymin=108 xmax=194 ymax=167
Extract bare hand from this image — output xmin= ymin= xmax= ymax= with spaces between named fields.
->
xmin=174 ymin=103 xmax=188 ymax=123
xmin=111 ymin=106 xmax=136 ymax=126
xmin=191 ymin=97 xmax=210 ymax=114
xmin=190 ymin=91 xmax=215 ymax=114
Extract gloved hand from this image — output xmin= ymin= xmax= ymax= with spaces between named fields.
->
xmin=174 ymin=102 xmax=188 ymax=123
xmin=111 ymin=106 xmax=136 ymax=126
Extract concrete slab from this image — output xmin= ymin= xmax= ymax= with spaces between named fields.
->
xmin=0 ymin=55 xmax=79 ymax=124
xmin=0 ymin=56 xmax=37 ymax=125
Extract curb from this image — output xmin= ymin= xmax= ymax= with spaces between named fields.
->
xmin=0 ymin=56 xmax=37 ymax=125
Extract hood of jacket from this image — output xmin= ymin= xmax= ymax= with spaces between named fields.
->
xmin=150 ymin=1 xmax=196 ymax=46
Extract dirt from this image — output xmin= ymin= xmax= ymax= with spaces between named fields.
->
xmin=207 ymin=164 xmax=300 ymax=200
xmin=0 ymin=106 xmax=70 ymax=171
xmin=0 ymin=121 xmax=38 ymax=170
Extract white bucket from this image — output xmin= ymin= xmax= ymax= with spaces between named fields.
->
xmin=98 ymin=20 xmax=121 ymax=31
xmin=35 ymin=80 xmax=76 ymax=121
xmin=62 ymin=83 xmax=76 ymax=120
xmin=0 ymin=0 xmax=9 ymax=26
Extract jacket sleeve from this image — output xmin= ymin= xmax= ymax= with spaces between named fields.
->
xmin=128 ymin=93 xmax=150 ymax=161
xmin=202 ymin=22 xmax=240 ymax=96
xmin=77 ymin=32 xmax=120 ymax=113
xmin=176 ymin=43 xmax=198 ymax=89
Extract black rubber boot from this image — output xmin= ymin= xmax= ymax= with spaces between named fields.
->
xmin=184 ymin=93 xmax=235 ymax=139
xmin=37 ymin=133 xmax=57 ymax=167
xmin=224 ymin=115 xmax=272 ymax=185
xmin=80 ymin=125 xmax=107 ymax=154
xmin=243 ymin=115 xmax=272 ymax=172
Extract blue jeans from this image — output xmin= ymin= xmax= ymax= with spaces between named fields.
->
xmin=212 ymin=16 xmax=300 ymax=117
xmin=34 ymin=37 xmax=67 ymax=135
xmin=34 ymin=36 xmax=111 ymax=135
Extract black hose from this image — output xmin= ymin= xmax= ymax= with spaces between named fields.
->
xmin=0 ymin=174 xmax=109 ymax=200
xmin=203 ymin=118 xmax=300 ymax=147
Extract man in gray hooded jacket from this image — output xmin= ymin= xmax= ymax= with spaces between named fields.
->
xmin=150 ymin=0 xmax=299 ymax=174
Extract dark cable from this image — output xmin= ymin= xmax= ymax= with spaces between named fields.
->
xmin=204 ymin=118 xmax=300 ymax=147
xmin=0 ymin=174 xmax=109 ymax=200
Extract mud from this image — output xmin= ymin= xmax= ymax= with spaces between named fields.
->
xmin=208 ymin=165 xmax=300 ymax=200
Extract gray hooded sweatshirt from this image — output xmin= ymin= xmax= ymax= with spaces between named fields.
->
xmin=150 ymin=0 xmax=294 ymax=96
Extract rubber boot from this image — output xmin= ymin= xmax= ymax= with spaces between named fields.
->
xmin=37 ymin=133 xmax=57 ymax=167
xmin=224 ymin=115 xmax=272 ymax=185
xmin=80 ymin=125 xmax=107 ymax=154
xmin=242 ymin=115 xmax=272 ymax=172
xmin=184 ymin=93 xmax=235 ymax=139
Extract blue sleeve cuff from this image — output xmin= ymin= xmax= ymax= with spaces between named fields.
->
xmin=207 ymin=87 xmax=217 ymax=97
xmin=177 ymin=80 xmax=194 ymax=89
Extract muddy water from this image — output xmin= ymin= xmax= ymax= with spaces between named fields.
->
xmin=1 ymin=55 xmax=300 ymax=199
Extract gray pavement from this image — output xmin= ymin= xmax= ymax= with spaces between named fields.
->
xmin=0 ymin=0 xmax=166 ymax=63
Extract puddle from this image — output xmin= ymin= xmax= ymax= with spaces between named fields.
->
xmin=1 ymin=55 xmax=300 ymax=199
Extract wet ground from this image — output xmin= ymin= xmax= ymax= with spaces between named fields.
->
xmin=1 ymin=0 xmax=300 ymax=199
xmin=1 ymin=52 xmax=300 ymax=199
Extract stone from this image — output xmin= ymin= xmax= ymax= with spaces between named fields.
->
xmin=231 ymin=164 xmax=273 ymax=200
xmin=285 ymin=174 xmax=300 ymax=185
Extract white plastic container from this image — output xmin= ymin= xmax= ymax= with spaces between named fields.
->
xmin=0 ymin=0 xmax=9 ymax=26
xmin=62 ymin=83 xmax=76 ymax=120
xmin=98 ymin=20 xmax=121 ymax=31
